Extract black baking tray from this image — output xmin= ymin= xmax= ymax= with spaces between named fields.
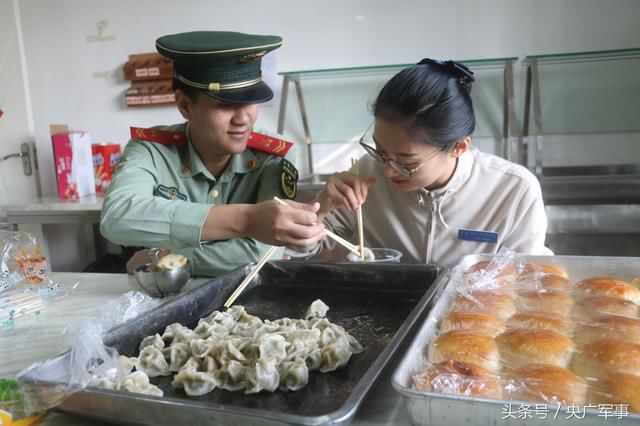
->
xmin=20 ymin=260 xmax=446 ymax=425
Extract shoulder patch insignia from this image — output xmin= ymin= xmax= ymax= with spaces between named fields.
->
xmin=247 ymin=132 xmax=293 ymax=157
xmin=280 ymin=159 xmax=298 ymax=200
xmin=130 ymin=127 xmax=188 ymax=147
xmin=154 ymin=184 xmax=188 ymax=201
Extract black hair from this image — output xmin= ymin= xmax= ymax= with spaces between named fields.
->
xmin=172 ymin=77 xmax=202 ymax=103
xmin=373 ymin=60 xmax=475 ymax=148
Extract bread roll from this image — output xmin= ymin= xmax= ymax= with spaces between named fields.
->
xmin=412 ymin=360 xmax=502 ymax=399
xmin=452 ymin=292 xmax=516 ymax=321
xmin=428 ymin=330 xmax=500 ymax=373
xmin=573 ymin=295 xmax=638 ymax=320
xmin=496 ymin=328 xmax=574 ymax=370
xmin=506 ymin=364 xmax=587 ymax=406
xmin=589 ymin=372 xmax=640 ymax=413
xmin=464 ymin=260 xmax=517 ymax=290
xmin=575 ymin=277 xmax=640 ymax=305
xmin=571 ymin=338 xmax=640 ymax=379
xmin=573 ymin=315 xmax=640 ymax=346
xmin=506 ymin=311 xmax=572 ymax=335
xmin=521 ymin=263 xmax=569 ymax=279
xmin=440 ymin=311 xmax=505 ymax=337
xmin=516 ymin=290 xmax=574 ymax=318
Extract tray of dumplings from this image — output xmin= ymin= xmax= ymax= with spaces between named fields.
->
xmin=392 ymin=251 xmax=640 ymax=425
xmin=21 ymin=260 xmax=445 ymax=425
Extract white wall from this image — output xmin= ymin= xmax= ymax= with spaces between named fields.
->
xmin=17 ymin=0 xmax=640 ymax=195
xmin=9 ymin=0 xmax=640 ymax=271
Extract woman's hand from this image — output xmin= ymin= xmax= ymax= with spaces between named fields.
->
xmin=244 ymin=200 xmax=326 ymax=247
xmin=316 ymin=172 xmax=376 ymax=215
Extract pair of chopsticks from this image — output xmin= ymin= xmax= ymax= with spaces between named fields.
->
xmin=273 ymin=197 xmax=362 ymax=257
xmin=0 ymin=293 xmax=44 ymax=323
xmin=352 ymin=159 xmax=366 ymax=260
xmin=225 ymin=173 xmax=367 ymax=308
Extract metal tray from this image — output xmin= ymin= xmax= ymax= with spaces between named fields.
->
xmin=392 ymin=254 xmax=640 ymax=426
xmin=22 ymin=260 xmax=446 ymax=426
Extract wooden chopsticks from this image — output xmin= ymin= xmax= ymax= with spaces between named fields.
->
xmin=352 ymin=158 xmax=365 ymax=260
xmin=224 ymin=245 xmax=279 ymax=308
xmin=272 ymin=197 xmax=361 ymax=256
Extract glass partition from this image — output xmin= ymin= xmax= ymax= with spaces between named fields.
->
xmin=523 ymin=48 xmax=640 ymax=175
xmin=278 ymin=58 xmax=518 ymax=177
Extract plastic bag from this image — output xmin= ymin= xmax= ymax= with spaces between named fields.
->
xmin=15 ymin=291 xmax=160 ymax=412
xmin=0 ymin=230 xmax=69 ymax=330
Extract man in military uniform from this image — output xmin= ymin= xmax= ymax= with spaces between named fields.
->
xmin=100 ymin=31 xmax=325 ymax=276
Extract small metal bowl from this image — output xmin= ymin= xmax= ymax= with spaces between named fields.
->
xmin=133 ymin=262 xmax=191 ymax=298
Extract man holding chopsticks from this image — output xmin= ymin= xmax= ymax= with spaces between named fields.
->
xmin=100 ymin=31 xmax=325 ymax=277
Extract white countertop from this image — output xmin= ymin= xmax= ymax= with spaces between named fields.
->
xmin=0 ymin=272 xmax=412 ymax=426
xmin=0 ymin=194 xmax=103 ymax=224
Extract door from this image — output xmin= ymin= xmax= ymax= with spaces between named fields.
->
xmin=0 ymin=0 xmax=39 ymax=206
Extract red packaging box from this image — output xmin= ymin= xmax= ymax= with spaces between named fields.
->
xmin=92 ymin=143 xmax=122 ymax=193
xmin=50 ymin=124 xmax=95 ymax=199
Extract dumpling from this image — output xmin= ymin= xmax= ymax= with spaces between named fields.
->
xmin=258 ymin=334 xmax=289 ymax=362
xmin=319 ymin=336 xmax=353 ymax=373
xmin=89 ymin=376 xmax=118 ymax=390
xmin=139 ymin=334 xmax=164 ymax=352
xmin=245 ymin=358 xmax=280 ymax=394
xmin=279 ymin=357 xmax=309 ymax=391
xmin=119 ymin=371 xmax=163 ymax=397
xmin=136 ymin=346 xmax=170 ymax=377
xmin=162 ymin=323 xmax=192 ymax=345
xmin=172 ymin=369 xmax=217 ymax=396
xmin=119 ymin=355 xmax=138 ymax=375
xmin=306 ymin=299 xmax=329 ymax=319
xmin=213 ymin=360 xmax=249 ymax=391
xmin=163 ymin=342 xmax=191 ymax=372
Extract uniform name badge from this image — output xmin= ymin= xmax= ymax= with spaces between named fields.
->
xmin=458 ymin=228 xmax=498 ymax=244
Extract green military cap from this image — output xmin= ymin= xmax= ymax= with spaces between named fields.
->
xmin=156 ymin=31 xmax=283 ymax=104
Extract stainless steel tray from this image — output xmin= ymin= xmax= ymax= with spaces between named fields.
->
xmin=22 ymin=260 xmax=446 ymax=426
xmin=392 ymin=254 xmax=640 ymax=426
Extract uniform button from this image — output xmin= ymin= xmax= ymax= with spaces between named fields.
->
xmin=210 ymin=190 xmax=219 ymax=198
xmin=181 ymin=165 xmax=191 ymax=175
xmin=247 ymin=160 xmax=256 ymax=169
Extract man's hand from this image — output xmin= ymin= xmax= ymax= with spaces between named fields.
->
xmin=244 ymin=200 xmax=325 ymax=247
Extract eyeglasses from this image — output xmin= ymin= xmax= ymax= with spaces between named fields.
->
xmin=358 ymin=122 xmax=445 ymax=178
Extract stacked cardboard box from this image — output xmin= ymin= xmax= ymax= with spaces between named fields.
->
xmin=123 ymin=53 xmax=174 ymax=106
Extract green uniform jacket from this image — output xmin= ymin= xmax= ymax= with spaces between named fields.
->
xmin=100 ymin=122 xmax=296 ymax=277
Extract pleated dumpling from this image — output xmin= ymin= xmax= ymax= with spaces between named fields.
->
xmin=163 ymin=342 xmax=191 ymax=372
xmin=162 ymin=323 xmax=194 ymax=345
xmin=213 ymin=359 xmax=249 ymax=391
xmin=319 ymin=335 xmax=353 ymax=373
xmin=119 ymin=371 xmax=163 ymax=397
xmin=139 ymin=333 xmax=164 ymax=352
xmin=245 ymin=358 xmax=280 ymax=394
xmin=306 ymin=299 xmax=329 ymax=319
xmin=258 ymin=334 xmax=289 ymax=362
xmin=172 ymin=369 xmax=217 ymax=396
xmin=279 ymin=357 xmax=309 ymax=391
xmin=136 ymin=345 xmax=170 ymax=377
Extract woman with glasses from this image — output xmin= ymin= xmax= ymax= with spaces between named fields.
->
xmin=292 ymin=58 xmax=552 ymax=267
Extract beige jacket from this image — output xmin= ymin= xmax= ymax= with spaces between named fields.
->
xmin=292 ymin=147 xmax=552 ymax=268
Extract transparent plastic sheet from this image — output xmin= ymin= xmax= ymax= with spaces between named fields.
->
xmin=0 ymin=230 xmax=70 ymax=330
xmin=14 ymin=291 xmax=161 ymax=414
xmin=410 ymin=248 xmax=640 ymax=415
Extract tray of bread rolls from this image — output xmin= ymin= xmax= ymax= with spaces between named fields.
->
xmin=392 ymin=250 xmax=640 ymax=425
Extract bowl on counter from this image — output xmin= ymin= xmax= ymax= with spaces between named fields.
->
xmin=133 ymin=262 xmax=191 ymax=298
xmin=346 ymin=248 xmax=403 ymax=263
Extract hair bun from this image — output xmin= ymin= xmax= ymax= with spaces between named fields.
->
xmin=417 ymin=58 xmax=475 ymax=85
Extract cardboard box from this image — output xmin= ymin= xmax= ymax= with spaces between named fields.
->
xmin=123 ymin=52 xmax=173 ymax=81
xmin=50 ymin=125 xmax=95 ymax=199
xmin=92 ymin=143 xmax=121 ymax=193
xmin=125 ymin=80 xmax=175 ymax=106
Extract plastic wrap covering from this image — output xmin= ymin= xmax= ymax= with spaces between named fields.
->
xmin=15 ymin=291 xmax=160 ymax=411
xmin=408 ymin=248 xmax=640 ymax=416
xmin=0 ymin=231 xmax=70 ymax=329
